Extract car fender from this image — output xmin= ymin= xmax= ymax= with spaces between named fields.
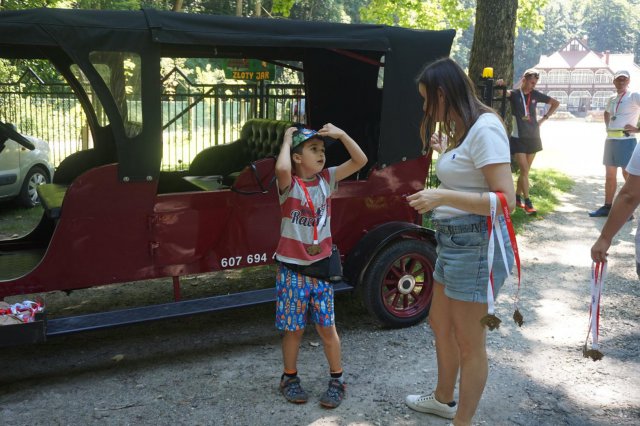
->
xmin=343 ymin=221 xmax=436 ymax=288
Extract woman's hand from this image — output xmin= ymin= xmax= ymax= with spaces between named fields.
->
xmin=624 ymin=124 xmax=639 ymax=134
xmin=429 ymin=132 xmax=448 ymax=154
xmin=406 ymin=189 xmax=443 ymax=214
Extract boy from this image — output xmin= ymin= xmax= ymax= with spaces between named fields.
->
xmin=274 ymin=123 xmax=367 ymax=408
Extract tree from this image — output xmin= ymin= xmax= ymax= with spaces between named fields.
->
xmin=514 ymin=1 xmax=580 ymax=78
xmin=468 ymin=0 xmax=518 ymax=87
xmin=581 ymin=0 xmax=639 ymax=54
xmin=359 ymin=0 xmax=548 ymax=77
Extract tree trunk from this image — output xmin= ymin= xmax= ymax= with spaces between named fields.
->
xmin=468 ymin=0 xmax=518 ymax=88
xmin=236 ymin=0 xmax=243 ymax=16
xmin=255 ymin=0 xmax=262 ymax=16
xmin=172 ymin=0 xmax=183 ymax=12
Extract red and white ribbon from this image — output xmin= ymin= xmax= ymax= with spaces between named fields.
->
xmin=293 ymin=176 xmax=328 ymax=246
xmin=0 ymin=300 xmax=44 ymax=323
xmin=486 ymin=192 xmax=521 ymax=315
xmin=587 ymin=262 xmax=607 ymax=350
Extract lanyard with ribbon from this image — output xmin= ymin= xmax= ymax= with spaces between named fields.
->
xmin=481 ymin=191 xmax=523 ymax=330
xmin=520 ymin=90 xmax=532 ymax=122
xmin=583 ymin=262 xmax=606 ymax=361
xmin=611 ymin=91 xmax=626 ymax=120
xmin=293 ymin=175 xmax=328 ymax=256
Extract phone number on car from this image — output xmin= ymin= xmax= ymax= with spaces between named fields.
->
xmin=220 ymin=253 xmax=268 ymax=268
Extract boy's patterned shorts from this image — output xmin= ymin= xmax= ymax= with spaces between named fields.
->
xmin=275 ymin=263 xmax=335 ymax=331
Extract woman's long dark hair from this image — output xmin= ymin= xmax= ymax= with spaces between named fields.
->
xmin=416 ymin=57 xmax=495 ymax=150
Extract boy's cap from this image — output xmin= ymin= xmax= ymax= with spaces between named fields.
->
xmin=291 ymin=127 xmax=321 ymax=149
xmin=614 ymin=70 xmax=630 ymax=79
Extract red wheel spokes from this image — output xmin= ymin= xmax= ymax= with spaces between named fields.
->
xmin=381 ymin=254 xmax=433 ymax=317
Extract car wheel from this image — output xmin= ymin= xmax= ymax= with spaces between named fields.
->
xmin=361 ymin=239 xmax=436 ymax=328
xmin=18 ymin=166 xmax=49 ymax=207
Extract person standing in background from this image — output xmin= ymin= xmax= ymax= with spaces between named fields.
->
xmin=498 ymin=69 xmax=559 ymax=215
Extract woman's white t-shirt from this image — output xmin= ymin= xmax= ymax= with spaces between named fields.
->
xmin=433 ymin=113 xmax=511 ymax=218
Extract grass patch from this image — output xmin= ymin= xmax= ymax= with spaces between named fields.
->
xmin=0 ymin=204 xmax=44 ymax=238
xmin=511 ymin=168 xmax=574 ymax=232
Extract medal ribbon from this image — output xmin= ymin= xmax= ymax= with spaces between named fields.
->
xmin=520 ymin=90 xmax=532 ymax=122
xmin=612 ymin=91 xmax=626 ymax=120
xmin=486 ymin=192 xmax=521 ymax=315
xmin=586 ymin=262 xmax=606 ymax=350
xmin=293 ymin=176 xmax=327 ymax=245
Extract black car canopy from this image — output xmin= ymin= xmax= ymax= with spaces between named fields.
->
xmin=0 ymin=8 xmax=455 ymax=179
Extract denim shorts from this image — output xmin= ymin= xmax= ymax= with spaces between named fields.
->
xmin=603 ymin=138 xmax=636 ymax=167
xmin=432 ymin=214 xmax=514 ymax=303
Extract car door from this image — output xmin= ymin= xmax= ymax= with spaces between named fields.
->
xmin=0 ymin=139 xmax=21 ymax=200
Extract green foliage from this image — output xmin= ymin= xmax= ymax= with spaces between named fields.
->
xmin=581 ymin=0 xmax=640 ymax=54
xmin=514 ymin=2 xmax=580 ymax=77
xmin=360 ymin=0 xmax=472 ymax=30
xmin=517 ymin=0 xmax=549 ymax=32
xmin=0 ymin=205 xmax=44 ymax=238
xmin=271 ymin=0 xmax=296 ymax=16
xmin=72 ymin=0 xmax=142 ymax=8
xmin=0 ymin=0 xmax=64 ymax=9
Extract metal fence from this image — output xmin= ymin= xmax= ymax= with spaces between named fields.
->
xmin=0 ymin=67 xmax=305 ymax=170
xmin=0 ymin=68 xmax=91 ymax=167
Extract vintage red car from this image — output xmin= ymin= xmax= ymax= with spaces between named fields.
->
xmin=0 ymin=8 xmax=455 ymax=345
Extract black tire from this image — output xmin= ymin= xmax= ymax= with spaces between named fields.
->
xmin=361 ymin=238 xmax=436 ymax=328
xmin=18 ymin=166 xmax=49 ymax=207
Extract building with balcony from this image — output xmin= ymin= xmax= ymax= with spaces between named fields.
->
xmin=532 ymin=38 xmax=640 ymax=115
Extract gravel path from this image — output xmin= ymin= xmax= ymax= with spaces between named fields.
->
xmin=0 ymin=120 xmax=638 ymax=426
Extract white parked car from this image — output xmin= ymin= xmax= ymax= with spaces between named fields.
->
xmin=0 ymin=121 xmax=55 ymax=207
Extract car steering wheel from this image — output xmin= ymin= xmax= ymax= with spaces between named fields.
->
xmin=0 ymin=120 xmax=35 ymax=150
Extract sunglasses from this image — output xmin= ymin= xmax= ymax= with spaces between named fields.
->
xmin=525 ymin=73 xmax=539 ymax=78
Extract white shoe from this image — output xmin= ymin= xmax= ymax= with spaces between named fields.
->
xmin=405 ymin=391 xmax=456 ymax=419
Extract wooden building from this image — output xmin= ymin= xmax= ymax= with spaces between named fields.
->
xmin=532 ymin=38 xmax=640 ymax=115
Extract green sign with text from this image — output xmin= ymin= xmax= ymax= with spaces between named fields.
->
xmin=223 ymin=59 xmax=275 ymax=81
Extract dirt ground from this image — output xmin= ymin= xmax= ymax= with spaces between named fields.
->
xmin=0 ymin=120 xmax=639 ymax=425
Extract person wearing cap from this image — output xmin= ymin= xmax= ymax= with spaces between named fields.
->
xmin=498 ymin=68 xmax=559 ymax=215
xmin=589 ymin=70 xmax=640 ymax=219
xmin=273 ymin=122 xmax=367 ymax=408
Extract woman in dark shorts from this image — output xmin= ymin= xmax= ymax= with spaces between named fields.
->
xmin=501 ymin=69 xmax=559 ymax=215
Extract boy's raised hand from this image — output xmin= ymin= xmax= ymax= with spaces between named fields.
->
xmin=324 ymin=123 xmax=368 ymax=182
xmin=283 ymin=126 xmax=297 ymax=143
xmin=275 ymin=126 xmax=299 ymax=192
xmin=317 ymin=123 xmax=345 ymax=140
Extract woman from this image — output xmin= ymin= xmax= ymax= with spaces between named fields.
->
xmin=500 ymin=69 xmax=559 ymax=215
xmin=405 ymin=58 xmax=516 ymax=426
